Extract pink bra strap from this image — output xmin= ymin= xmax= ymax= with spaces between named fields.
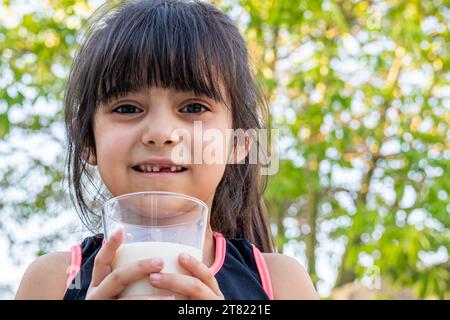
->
xmin=66 ymin=244 xmax=82 ymax=289
xmin=252 ymin=244 xmax=274 ymax=300
xmin=209 ymin=232 xmax=226 ymax=275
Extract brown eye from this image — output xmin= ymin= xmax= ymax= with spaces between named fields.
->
xmin=113 ymin=104 xmax=142 ymax=114
xmin=179 ymin=103 xmax=210 ymax=114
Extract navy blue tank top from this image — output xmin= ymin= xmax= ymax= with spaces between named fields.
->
xmin=63 ymin=232 xmax=272 ymax=300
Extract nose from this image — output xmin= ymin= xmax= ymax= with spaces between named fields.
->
xmin=140 ymin=112 xmax=181 ymax=147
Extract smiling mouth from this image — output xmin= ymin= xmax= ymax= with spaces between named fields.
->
xmin=132 ymin=164 xmax=188 ymax=173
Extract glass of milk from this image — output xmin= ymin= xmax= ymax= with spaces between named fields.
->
xmin=101 ymin=191 xmax=209 ymax=299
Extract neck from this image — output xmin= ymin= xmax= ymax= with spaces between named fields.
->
xmin=201 ymin=192 xmax=217 ymax=268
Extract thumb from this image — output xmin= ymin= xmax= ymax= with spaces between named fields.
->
xmin=90 ymin=227 xmax=125 ymax=287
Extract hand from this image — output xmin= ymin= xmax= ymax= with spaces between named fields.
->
xmin=85 ymin=228 xmax=170 ymax=300
xmin=148 ymin=253 xmax=225 ymax=300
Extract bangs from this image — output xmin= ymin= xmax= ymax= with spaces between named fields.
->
xmin=82 ymin=0 xmax=234 ymax=107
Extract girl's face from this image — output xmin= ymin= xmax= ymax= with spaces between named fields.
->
xmin=92 ymin=87 xmax=232 ymax=209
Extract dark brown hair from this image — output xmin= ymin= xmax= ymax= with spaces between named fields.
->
xmin=64 ymin=0 xmax=274 ymax=252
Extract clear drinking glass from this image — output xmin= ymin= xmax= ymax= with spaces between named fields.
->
xmin=101 ymin=191 xmax=209 ymax=299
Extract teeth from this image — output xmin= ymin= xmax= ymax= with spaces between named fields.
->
xmin=136 ymin=164 xmax=184 ymax=173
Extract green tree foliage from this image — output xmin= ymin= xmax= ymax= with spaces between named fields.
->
xmin=0 ymin=0 xmax=95 ymax=281
xmin=1 ymin=0 xmax=449 ymax=298
xmin=233 ymin=0 xmax=449 ymax=298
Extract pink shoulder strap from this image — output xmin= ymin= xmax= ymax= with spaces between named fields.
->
xmin=66 ymin=244 xmax=82 ymax=289
xmin=209 ymin=232 xmax=226 ymax=275
xmin=252 ymin=244 xmax=274 ymax=300
xmin=210 ymin=233 xmax=273 ymax=299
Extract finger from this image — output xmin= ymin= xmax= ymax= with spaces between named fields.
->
xmin=118 ymin=295 xmax=175 ymax=300
xmin=149 ymin=272 xmax=217 ymax=300
xmin=178 ymin=253 xmax=222 ymax=297
xmin=90 ymin=258 xmax=164 ymax=299
xmin=91 ymin=227 xmax=125 ymax=287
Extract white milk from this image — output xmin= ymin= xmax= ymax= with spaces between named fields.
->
xmin=112 ymin=241 xmax=203 ymax=299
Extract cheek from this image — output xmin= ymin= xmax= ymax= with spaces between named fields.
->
xmin=94 ymin=124 xmax=135 ymax=189
xmin=96 ymin=130 xmax=132 ymax=195
xmin=187 ymin=121 xmax=229 ymax=200
xmin=95 ymin=124 xmax=132 ymax=160
xmin=199 ymin=122 xmax=233 ymax=165
xmin=190 ymin=163 xmax=227 ymax=203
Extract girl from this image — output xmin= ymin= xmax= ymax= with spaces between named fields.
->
xmin=16 ymin=0 xmax=318 ymax=300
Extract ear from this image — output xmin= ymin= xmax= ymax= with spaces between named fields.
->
xmin=228 ymin=130 xmax=255 ymax=165
xmin=82 ymin=148 xmax=97 ymax=166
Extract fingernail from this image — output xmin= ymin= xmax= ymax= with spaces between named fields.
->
xmin=151 ymin=258 xmax=162 ymax=267
xmin=102 ymin=239 xmax=107 ymax=245
xmin=180 ymin=253 xmax=190 ymax=263
xmin=150 ymin=273 xmax=161 ymax=281
xmin=164 ymin=295 xmax=175 ymax=300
